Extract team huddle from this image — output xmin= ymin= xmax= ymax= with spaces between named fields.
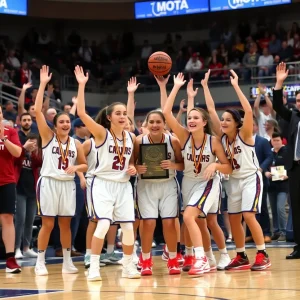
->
xmin=32 ymin=62 xmax=277 ymax=281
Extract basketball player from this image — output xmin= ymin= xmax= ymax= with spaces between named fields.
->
xmin=202 ymin=69 xmax=271 ymax=271
xmin=134 ymin=110 xmax=183 ymax=276
xmin=34 ymin=66 xmax=88 ymax=276
xmin=74 ymin=66 xmax=140 ymax=281
xmin=163 ymin=73 xmax=232 ymax=276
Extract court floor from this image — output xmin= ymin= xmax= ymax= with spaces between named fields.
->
xmin=0 ymin=246 xmax=299 ymax=300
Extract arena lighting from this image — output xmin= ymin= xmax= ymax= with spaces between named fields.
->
xmin=210 ymin=0 xmax=291 ymax=12
xmin=0 ymin=0 xmax=27 ymax=16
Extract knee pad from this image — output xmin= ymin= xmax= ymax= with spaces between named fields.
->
xmin=120 ymin=222 xmax=134 ymax=246
xmin=93 ymin=219 xmax=110 ymax=239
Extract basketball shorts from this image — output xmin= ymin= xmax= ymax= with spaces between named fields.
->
xmin=223 ymin=172 xmax=263 ymax=214
xmin=0 ymin=183 xmax=16 ymax=214
xmin=181 ymin=175 xmax=221 ymax=217
xmin=36 ymin=177 xmax=76 ymax=217
xmin=136 ymin=178 xmax=179 ymax=219
xmin=91 ymin=177 xmax=134 ymax=223
xmin=85 ymin=177 xmax=93 ymax=219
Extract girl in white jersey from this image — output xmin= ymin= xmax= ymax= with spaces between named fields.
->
xmin=74 ymin=66 xmax=140 ymax=281
xmin=163 ymin=73 xmax=232 ymax=276
xmin=202 ymin=69 xmax=271 ymax=271
xmin=34 ymin=66 xmax=87 ymax=276
xmin=134 ymin=110 xmax=184 ymax=276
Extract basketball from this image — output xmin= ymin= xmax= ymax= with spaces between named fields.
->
xmin=148 ymin=51 xmax=172 ymax=76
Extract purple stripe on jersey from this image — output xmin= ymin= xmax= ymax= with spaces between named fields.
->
xmin=238 ymin=132 xmax=255 ymax=147
xmin=181 ymin=134 xmax=191 ymax=151
xmin=251 ymin=173 xmax=262 ymax=213
xmin=41 ymin=134 xmax=54 ymax=149
xmin=95 ymin=130 xmax=108 ymax=149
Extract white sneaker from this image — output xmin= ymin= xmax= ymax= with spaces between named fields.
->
xmin=62 ymin=259 xmax=78 ymax=274
xmin=15 ymin=249 xmax=23 ymax=259
xmin=87 ymin=268 xmax=102 ymax=281
xmin=217 ymin=253 xmax=231 ymax=270
xmin=35 ymin=262 xmax=48 ymax=276
xmin=23 ymin=249 xmax=38 ymax=258
xmin=122 ymin=260 xmax=141 ymax=279
xmin=207 ymin=255 xmax=217 ymax=271
xmin=132 ymin=244 xmax=139 ymax=265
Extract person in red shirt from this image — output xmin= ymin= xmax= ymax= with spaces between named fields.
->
xmin=0 ymin=105 xmax=22 ymax=273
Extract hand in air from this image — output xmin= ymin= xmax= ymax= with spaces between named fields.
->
xmin=136 ymin=164 xmax=147 ymax=174
xmin=40 ymin=65 xmax=52 ymax=85
xmin=64 ymin=166 xmax=78 ymax=175
xmin=201 ymin=69 xmax=211 ymax=88
xmin=74 ymin=65 xmax=89 ymax=85
xmin=276 ymin=62 xmax=289 ymax=83
xmin=187 ymin=79 xmax=198 ymax=98
xmin=173 ymin=73 xmax=186 ymax=88
xmin=127 ymin=165 xmax=137 ymax=176
xmin=229 ymin=69 xmax=239 ymax=87
xmin=127 ymin=77 xmax=140 ymax=93
xmin=179 ymin=99 xmax=187 ymax=113
xmin=154 ymin=75 xmax=170 ymax=87
xmin=203 ymin=163 xmax=216 ymax=181
xmin=22 ymin=82 xmax=32 ymax=91
xmin=160 ymin=160 xmax=173 ymax=170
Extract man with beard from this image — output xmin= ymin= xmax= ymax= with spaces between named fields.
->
xmin=18 ymin=113 xmax=33 ymax=144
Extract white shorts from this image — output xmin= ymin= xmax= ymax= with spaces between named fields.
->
xmin=223 ymin=172 xmax=263 ymax=214
xmin=85 ymin=177 xmax=93 ymax=219
xmin=91 ymin=177 xmax=134 ymax=223
xmin=136 ymin=178 xmax=179 ymax=219
xmin=181 ymin=175 xmax=221 ymax=217
xmin=37 ymin=177 xmax=76 ymax=217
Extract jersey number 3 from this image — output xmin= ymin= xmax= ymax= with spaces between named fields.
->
xmin=112 ymin=156 xmax=126 ymax=171
xmin=230 ymin=158 xmax=240 ymax=170
xmin=58 ymin=156 xmax=69 ymax=170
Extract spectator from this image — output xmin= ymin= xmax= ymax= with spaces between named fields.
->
xmin=242 ymin=43 xmax=259 ymax=81
xmin=221 ymin=27 xmax=233 ymax=47
xmin=229 ymin=36 xmax=245 ymax=62
xmin=266 ymin=132 xmax=288 ymax=242
xmin=78 ymin=40 xmax=92 ymax=69
xmin=209 ymin=51 xmax=224 ymax=79
xmin=278 ymin=40 xmax=293 ymax=62
xmin=291 ymin=33 xmax=300 ymax=61
xmin=258 ymin=48 xmax=274 ymax=77
xmin=268 ymin=33 xmax=281 ymax=56
xmin=264 ymin=119 xmax=282 ymax=142
xmin=258 ymin=31 xmax=271 ymax=50
xmin=3 ymin=101 xmax=17 ymax=123
xmin=0 ymin=62 xmax=9 ymax=83
xmin=185 ymin=53 xmax=203 ymax=79
xmin=287 ymin=22 xmax=300 ymax=41
xmin=6 ymin=50 xmax=21 ymax=69
xmin=219 ymin=43 xmax=229 ymax=65
xmin=45 ymin=108 xmax=57 ymax=129
xmin=17 ymin=62 xmax=32 ymax=88
xmin=0 ymin=105 xmax=22 ymax=273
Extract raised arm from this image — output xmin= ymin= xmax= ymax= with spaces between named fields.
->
xmin=201 ymin=70 xmax=222 ymax=137
xmin=229 ymin=70 xmax=253 ymax=141
xmin=186 ymin=79 xmax=198 ymax=113
xmin=34 ymin=66 xmax=54 ymax=145
xmin=127 ymin=77 xmax=139 ymax=122
xmin=162 ymin=73 xmax=189 ymax=143
xmin=258 ymin=84 xmax=275 ymax=117
xmin=273 ymin=62 xmax=292 ymax=122
xmin=69 ymin=97 xmax=78 ymax=117
xmin=154 ymin=75 xmax=170 ymax=110
xmin=74 ymin=66 xmax=106 ymax=144
xmin=253 ymin=92 xmax=261 ymax=119
xmin=176 ymin=99 xmax=187 ymax=126
xmin=18 ymin=83 xmax=32 ymax=117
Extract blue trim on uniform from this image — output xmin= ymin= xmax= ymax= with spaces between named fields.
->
xmin=36 ymin=177 xmax=43 ymax=216
xmin=114 ymin=220 xmax=135 ymax=223
xmin=250 ymin=172 xmax=262 ymax=213
xmin=41 ymin=134 xmax=54 ymax=149
xmin=90 ymin=176 xmax=102 ymax=220
xmin=209 ymin=135 xmax=214 ymax=155
xmin=86 ymin=138 xmax=93 ymax=156
xmin=238 ymin=132 xmax=255 ymax=147
xmin=128 ymin=131 xmax=134 ymax=144
xmin=168 ymin=134 xmax=174 ymax=152
xmin=181 ymin=134 xmax=191 ymax=151
xmin=95 ymin=130 xmax=108 ymax=148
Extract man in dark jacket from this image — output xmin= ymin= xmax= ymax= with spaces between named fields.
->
xmin=272 ymin=62 xmax=300 ymax=259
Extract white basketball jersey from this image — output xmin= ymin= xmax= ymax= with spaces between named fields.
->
xmin=182 ymin=134 xmax=216 ymax=181
xmin=94 ymin=130 xmax=133 ymax=182
xmin=86 ymin=138 xmax=97 ymax=178
xmin=221 ymin=133 xmax=259 ymax=179
xmin=40 ymin=135 xmax=77 ymax=181
xmin=140 ymin=133 xmax=175 ymax=182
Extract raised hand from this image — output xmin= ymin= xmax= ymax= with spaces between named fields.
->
xmin=258 ymin=83 xmax=266 ymax=95
xmin=22 ymin=82 xmax=32 ymax=91
xmin=74 ymin=65 xmax=89 ymax=85
xmin=173 ymin=73 xmax=186 ymax=88
xmin=127 ymin=77 xmax=140 ymax=93
xmin=201 ymin=69 xmax=211 ymax=88
xmin=40 ymin=65 xmax=52 ymax=85
xmin=154 ymin=75 xmax=170 ymax=87
xmin=72 ymin=96 xmax=78 ymax=104
xmin=229 ymin=69 xmax=239 ymax=87
xmin=179 ymin=99 xmax=187 ymax=112
xmin=187 ymin=79 xmax=198 ymax=98
xmin=276 ymin=62 xmax=289 ymax=83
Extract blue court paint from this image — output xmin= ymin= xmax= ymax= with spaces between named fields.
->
xmin=0 ymin=289 xmax=62 ymax=298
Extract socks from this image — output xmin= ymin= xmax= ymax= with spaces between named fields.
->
xmin=86 ymin=249 xmax=91 ymax=256
xmin=194 ymin=247 xmax=205 ymax=259
xmin=122 ymin=254 xmax=132 ymax=265
xmin=90 ymin=254 xmax=100 ymax=270
xmin=236 ymin=247 xmax=246 ymax=253
xmin=185 ymin=246 xmax=193 ymax=256
xmin=219 ymin=248 xmax=228 ymax=254
xmin=165 ymin=245 xmax=169 ymax=253
xmin=205 ymin=247 xmax=214 ymax=259
xmin=106 ymin=244 xmax=114 ymax=254
xmin=256 ymin=244 xmax=266 ymax=251
xmin=180 ymin=244 xmax=186 ymax=255
xmin=142 ymin=252 xmax=151 ymax=260
xmin=6 ymin=252 xmax=14 ymax=259
xmin=176 ymin=242 xmax=181 ymax=253
xmin=169 ymin=252 xmax=177 ymax=259
xmin=63 ymin=248 xmax=71 ymax=263
xmin=37 ymin=250 xmax=46 ymax=263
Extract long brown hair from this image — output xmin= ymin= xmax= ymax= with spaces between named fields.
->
xmin=188 ymin=108 xmax=213 ymax=135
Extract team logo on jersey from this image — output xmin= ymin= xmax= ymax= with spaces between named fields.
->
xmin=109 ymin=145 xmax=132 ymax=155
xmin=52 ymin=146 xmax=76 ymax=158
xmin=186 ymin=154 xmax=210 ymax=162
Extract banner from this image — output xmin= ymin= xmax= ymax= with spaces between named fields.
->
xmin=0 ymin=0 xmax=27 ymax=16
xmin=135 ymin=0 xmax=209 ymax=19
xmin=250 ymin=83 xmax=300 ymax=99
xmin=210 ymin=0 xmax=291 ymax=12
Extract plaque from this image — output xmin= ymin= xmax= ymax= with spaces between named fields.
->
xmin=139 ymin=143 xmax=169 ymax=179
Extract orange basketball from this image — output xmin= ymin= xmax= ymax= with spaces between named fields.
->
xmin=148 ymin=51 xmax=172 ymax=76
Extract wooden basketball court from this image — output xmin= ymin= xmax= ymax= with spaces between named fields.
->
xmin=0 ymin=248 xmax=299 ymax=299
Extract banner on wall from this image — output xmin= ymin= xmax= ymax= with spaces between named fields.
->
xmin=0 ymin=0 xmax=27 ymax=16
xmin=210 ymin=0 xmax=291 ymax=12
xmin=135 ymin=0 xmax=209 ymax=19
xmin=250 ymin=83 xmax=300 ymax=99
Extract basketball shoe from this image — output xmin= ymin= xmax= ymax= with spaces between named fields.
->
xmin=188 ymin=256 xmax=210 ymax=276
xmin=225 ymin=254 xmax=251 ymax=271
xmin=167 ymin=257 xmax=181 ymax=275
xmin=250 ymin=252 xmax=271 ymax=271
